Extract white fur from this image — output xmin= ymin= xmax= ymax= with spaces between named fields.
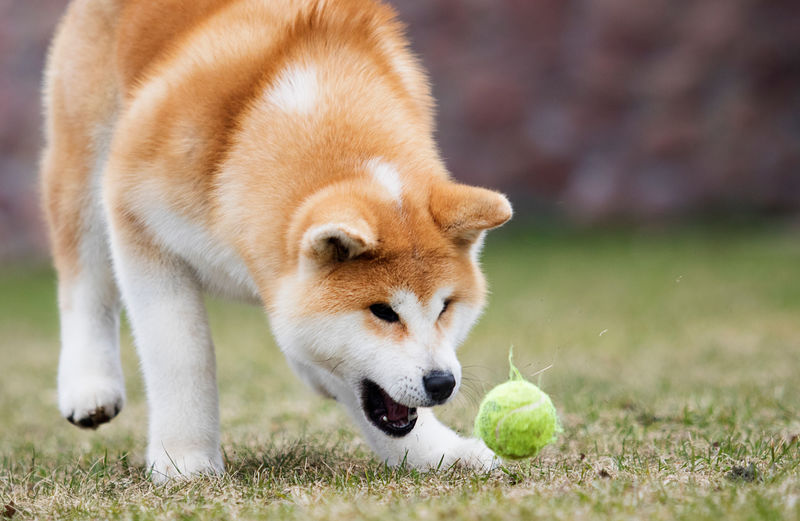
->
xmin=57 ymin=258 xmax=125 ymax=425
xmin=365 ymin=158 xmax=404 ymax=203
xmin=57 ymin=123 xmax=125 ymax=429
xmin=266 ymin=64 xmax=318 ymax=114
xmin=470 ymin=230 xmax=487 ymax=265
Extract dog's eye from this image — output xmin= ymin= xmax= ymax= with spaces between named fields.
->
xmin=369 ymin=303 xmax=400 ymax=323
xmin=439 ymin=299 xmax=453 ymax=317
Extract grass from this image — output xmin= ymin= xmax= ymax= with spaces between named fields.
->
xmin=1 ymin=224 xmax=799 ymax=520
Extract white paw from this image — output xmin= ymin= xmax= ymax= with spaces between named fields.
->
xmin=58 ymin=376 xmax=125 ymax=429
xmin=147 ymin=448 xmax=224 ymax=483
xmin=446 ymin=438 xmax=500 ymax=471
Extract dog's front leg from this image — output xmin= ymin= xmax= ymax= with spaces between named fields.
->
xmin=109 ymin=232 xmax=223 ymax=482
xmin=287 ymin=361 xmax=497 ymax=470
xmin=323 ymin=383 xmax=496 ymax=471
xmin=363 ymin=407 xmax=497 ymax=470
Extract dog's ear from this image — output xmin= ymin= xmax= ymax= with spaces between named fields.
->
xmin=301 ymin=218 xmax=376 ymax=264
xmin=430 ymin=182 xmax=513 ymax=246
xmin=290 ymin=186 xmax=379 ymax=268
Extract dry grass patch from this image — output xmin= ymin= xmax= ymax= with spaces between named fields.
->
xmin=1 ymin=226 xmax=799 ymax=520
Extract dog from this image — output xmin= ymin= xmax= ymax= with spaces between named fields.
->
xmin=41 ymin=0 xmax=512 ymax=481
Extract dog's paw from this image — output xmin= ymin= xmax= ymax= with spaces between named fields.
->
xmin=448 ymin=438 xmax=500 ymax=471
xmin=147 ymin=449 xmax=224 ymax=483
xmin=58 ymin=376 xmax=125 ymax=429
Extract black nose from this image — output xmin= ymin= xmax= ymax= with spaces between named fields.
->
xmin=423 ymin=371 xmax=456 ymax=402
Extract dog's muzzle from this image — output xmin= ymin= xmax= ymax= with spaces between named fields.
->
xmin=361 ymin=380 xmax=418 ymax=437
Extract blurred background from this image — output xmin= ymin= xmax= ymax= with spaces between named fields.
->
xmin=1 ymin=0 xmax=799 ymax=261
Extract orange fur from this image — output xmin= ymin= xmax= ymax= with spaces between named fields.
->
xmin=41 ymin=0 xmax=122 ymax=281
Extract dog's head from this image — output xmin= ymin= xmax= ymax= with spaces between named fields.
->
xmin=270 ymin=175 xmax=511 ymax=437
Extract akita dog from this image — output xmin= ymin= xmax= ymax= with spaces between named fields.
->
xmin=41 ymin=0 xmax=512 ymax=481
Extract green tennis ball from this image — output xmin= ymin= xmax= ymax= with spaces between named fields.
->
xmin=475 ymin=349 xmax=559 ymax=460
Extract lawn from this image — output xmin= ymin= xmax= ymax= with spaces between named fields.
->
xmin=1 ymin=225 xmax=798 ymax=520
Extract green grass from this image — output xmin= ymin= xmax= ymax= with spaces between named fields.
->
xmin=1 ymin=225 xmax=799 ymax=520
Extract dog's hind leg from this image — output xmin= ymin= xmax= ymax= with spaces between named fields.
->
xmin=48 ymin=200 xmax=125 ymax=430
xmin=42 ymin=113 xmax=125 ymax=429
xmin=42 ymin=123 xmax=126 ymax=429
xmin=41 ymin=0 xmax=125 ymax=430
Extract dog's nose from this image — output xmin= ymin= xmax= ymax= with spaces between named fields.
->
xmin=423 ymin=371 xmax=456 ymax=402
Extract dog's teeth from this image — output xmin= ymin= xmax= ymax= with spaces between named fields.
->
xmin=380 ymin=415 xmax=388 ymax=423
xmin=408 ymin=410 xmax=418 ymax=421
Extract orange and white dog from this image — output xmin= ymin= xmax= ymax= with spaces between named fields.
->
xmin=41 ymin=0 xmax=511 ymax=481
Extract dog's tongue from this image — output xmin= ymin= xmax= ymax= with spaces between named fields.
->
xmin=380 ymin=388 xmax=409 ymax=421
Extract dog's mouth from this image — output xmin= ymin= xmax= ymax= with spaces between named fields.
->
xmin=361 ymin=379 xmax=418 ymax=437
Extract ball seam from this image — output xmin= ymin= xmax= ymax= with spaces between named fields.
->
xmin=494 ymin=395 xmax=548 ymax=442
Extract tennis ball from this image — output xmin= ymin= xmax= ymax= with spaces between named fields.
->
xmin=474 ymin=349 xmax=559 ymax=460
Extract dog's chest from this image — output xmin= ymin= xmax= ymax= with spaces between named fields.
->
xmin=137 ymin=199 xmax=261 ymax=303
